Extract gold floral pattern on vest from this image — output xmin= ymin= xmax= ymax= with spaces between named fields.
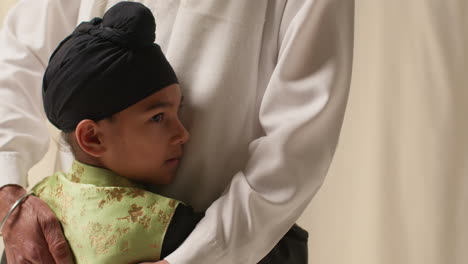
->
xmin=32 ymin=160 xmax=180 ymax=264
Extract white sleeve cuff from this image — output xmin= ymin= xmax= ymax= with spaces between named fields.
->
xmin=0 ymin=153 xmax=29 ymax=188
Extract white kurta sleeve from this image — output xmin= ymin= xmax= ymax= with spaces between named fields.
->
xmin=165 ymin=0 xmax=355 ymax=263
xmin=0 ymin=0 xmax=80 ymax=187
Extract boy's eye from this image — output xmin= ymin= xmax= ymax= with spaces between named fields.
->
xmin=151 ymin=113 xmax=164 ymax=123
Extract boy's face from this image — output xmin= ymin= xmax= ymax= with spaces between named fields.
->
xmin=99 ymin=84 xmax=189 ymax=185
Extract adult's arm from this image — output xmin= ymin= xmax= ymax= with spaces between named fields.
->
xmin=0 ymin=0 xmax=80 ymax=262
xmin=165 ymin=0 xmax=355 ymax=263
xmin=0 ymin=0 xmax=79 ymax=187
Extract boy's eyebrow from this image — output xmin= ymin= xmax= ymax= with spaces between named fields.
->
xmin=144 ymin=96 xmax=184 ymax=112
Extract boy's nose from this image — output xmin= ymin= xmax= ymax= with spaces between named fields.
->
xmin=172 ymin=120 xmax=190 ymax=145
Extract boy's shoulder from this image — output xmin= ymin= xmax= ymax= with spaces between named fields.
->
xmin=32 ymin=170 xmax=183 ymax=262
xmin=33 ymin=170 xmax=181 ymax=215
xmin=32 ymin=161 xmax=183 ymax=210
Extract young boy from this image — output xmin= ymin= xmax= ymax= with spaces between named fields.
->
xmin=3 ymin=1 xmax=307 ymax=263
xmin=31 ymin=2 xmax=202 ymax=263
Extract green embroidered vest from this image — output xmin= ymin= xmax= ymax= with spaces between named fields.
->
xmin=32 ymin=161 xmax=180 ymax=264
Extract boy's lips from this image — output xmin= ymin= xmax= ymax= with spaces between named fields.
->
xmin=166 ymin=152 xmax=182 ymax=161
xmin=165 ymin=157 xmax=181 ymax=167
xmin=165 ymin=153 xmax=182 ymax=167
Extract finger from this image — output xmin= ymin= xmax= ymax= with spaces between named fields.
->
xmin=37 ymin=203 xmax=74 ymax=264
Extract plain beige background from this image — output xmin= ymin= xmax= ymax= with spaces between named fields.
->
xmin=1 ymin=1 xmax=467 ymax=263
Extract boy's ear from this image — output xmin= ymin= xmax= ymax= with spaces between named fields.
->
xmin=75 ymin=119 xmax=106 ymax=157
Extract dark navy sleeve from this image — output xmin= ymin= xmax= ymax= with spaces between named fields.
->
xmin=160 ymin=203 xmax=204 ymax=259
xmin=161 ymin=203 xmax=308 ymax=264
xmin=258 ymin=224 xmax=309 ymax=264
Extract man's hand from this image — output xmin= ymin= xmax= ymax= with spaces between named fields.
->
xmin=0 ymin=185 xmax=74 ymax=264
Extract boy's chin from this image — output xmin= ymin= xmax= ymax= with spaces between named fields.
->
xmin=131 ymin=173 xmax=174 ymax=186
xmin=149 ymin=173 xmax=175 ymax=186
xmin=154 ymin=177 xmax=174 ymax=185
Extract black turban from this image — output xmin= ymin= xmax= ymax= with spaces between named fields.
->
xmin=43 ymin=1 xmax=178 ymax=132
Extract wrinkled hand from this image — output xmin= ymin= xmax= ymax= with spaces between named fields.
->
xmin=0 ymin=185 xmax=74 ymax=264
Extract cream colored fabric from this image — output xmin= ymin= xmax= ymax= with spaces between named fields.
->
xmin=297 ymin=1 xmax=467 ymax=264
xmin=1 ymin=0 xmax=467 ymax=263
xmin=0 ymin=0 xmax=17 ymax=27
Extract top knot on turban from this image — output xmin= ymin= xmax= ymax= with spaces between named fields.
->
xmin=43 ymin=1 xmax=178 ymax=132
xmin=77 ymin=1 xmax=156 ymax=48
